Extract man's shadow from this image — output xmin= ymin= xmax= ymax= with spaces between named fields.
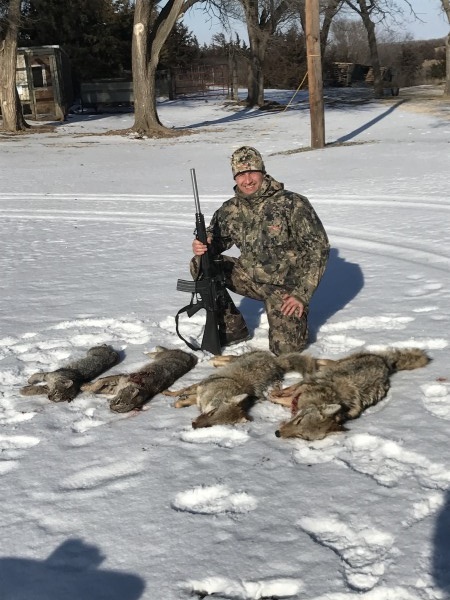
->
xmin=238 ymin=247 xmax=364 ymax=344
xmin=432 ymin=488 xmax=450 ymax=596
xmin=0 ymin=539 xmax=145 ymax=600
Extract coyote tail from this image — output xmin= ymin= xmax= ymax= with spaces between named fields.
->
xmin=379 ymin=348 xmax=431 ymax=372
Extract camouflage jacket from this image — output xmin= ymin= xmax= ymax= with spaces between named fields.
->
xmin=208 ymin=174 xmax=329 ymax=305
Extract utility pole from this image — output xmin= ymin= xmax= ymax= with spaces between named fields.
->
xmin=305 ymin=0 xmax=325 ymax=148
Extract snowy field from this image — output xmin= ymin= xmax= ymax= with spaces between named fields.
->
xmin=0 ymin=85 xmax=449 ymax=600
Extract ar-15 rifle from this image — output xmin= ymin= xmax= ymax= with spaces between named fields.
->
xmin=175 ymin=169 xmax=227 ymax=355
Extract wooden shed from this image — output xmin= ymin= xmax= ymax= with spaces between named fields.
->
xmin=16 ymin=45 xmax=73 ymax=120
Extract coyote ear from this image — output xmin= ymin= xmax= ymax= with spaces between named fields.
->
xmin=60 ymin=378 xmax=74 ymax=389
xmin=322 ymin=403 xmax=342 ymax=417
xmin=232 ymin=393 xmax=248 ymax=405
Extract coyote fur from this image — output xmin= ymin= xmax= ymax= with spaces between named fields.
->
xmin=20 ymin=344 xmax=120 ymax=403
xmin=272 ymin=348 xmax=430 ymax=440
xmin=164 ymin=350 xmax=325 ymax=429
xmin=81 ymin=346 xmax=198 ymax=413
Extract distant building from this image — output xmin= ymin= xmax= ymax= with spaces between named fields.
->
xmin=16 ymin=46 xmax=73 ymax=120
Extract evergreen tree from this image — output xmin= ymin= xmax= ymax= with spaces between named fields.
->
xmin=161 ymin=22 xmax=200 ymax=69
xmin=20 ymin=0 xmax=134 ymax=83
xmin=264 ymin=27 xmax=307 ymax=89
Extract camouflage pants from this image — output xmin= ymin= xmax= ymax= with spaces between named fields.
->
xmin=190 ymin=255 xmax=309 ymax=355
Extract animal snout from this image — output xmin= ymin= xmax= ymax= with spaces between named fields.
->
xmin=275 ymin=430 xmax=281 ymax=437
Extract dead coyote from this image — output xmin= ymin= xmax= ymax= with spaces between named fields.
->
xmin=272 ymin=348 xmax=431 ymax=440
xmin=164 ymin=350 xmax=325 ymax=429
xmin=20 ymin=344 xmax=120 ymax=402
xmin=81 ymin=346 xmax=198 ymax=412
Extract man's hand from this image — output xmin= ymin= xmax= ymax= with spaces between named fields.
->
xmin=281 ymin=294 xmax=304 ymax=318
xmin=192 ymin=237 xmax=212 ymax=256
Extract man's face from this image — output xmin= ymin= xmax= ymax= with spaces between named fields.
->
xmin=235 ymin=170 xmax=264 ymax=196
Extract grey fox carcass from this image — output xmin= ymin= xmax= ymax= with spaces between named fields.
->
xmin=20 ymin=344 xmax=120 ymax=402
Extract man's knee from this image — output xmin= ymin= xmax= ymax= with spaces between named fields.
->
xmin=189 ymin=256 xmax=201 ymax=279
xmin=268 ymin=313 xmax=309 ymax=355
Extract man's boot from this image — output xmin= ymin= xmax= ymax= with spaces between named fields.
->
xmin=219 ymin=310 xmax=251 ymax=347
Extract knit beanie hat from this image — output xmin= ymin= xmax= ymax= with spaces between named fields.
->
xmin=231 ymin=146 xmax=266 ymax=178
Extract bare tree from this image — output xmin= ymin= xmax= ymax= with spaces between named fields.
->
xmin=132 ymin=0 xmax=202 ymax=136
xmin=343 ymin=0 xmax=419 ymax=97
xmin=229 ymin=1 xmax=295 ymax=107
xmin=329 ymin=17 xmax=369 ymax=62
xmin=441 ymin=0 xmax=450 ymax=96
xmin=343 ymin=0 xmax=384 ymax=96
xmin=320 ymin=0 xmax=345 ymax=60
xmin=0 ymin=0 xmax=29 ymax=132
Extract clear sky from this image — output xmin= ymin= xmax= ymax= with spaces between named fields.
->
xmin=182 ymin=1 xmax=449 ymax=46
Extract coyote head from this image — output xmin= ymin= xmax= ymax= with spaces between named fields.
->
xmin=109 ymin=385 xmax=145 ymax=413
xmin=275 ymin=403 xmax=345 ymax=440
xmin=192 ymin=394 xmax=250 ymax=429
xmin=47 ymin=377 xmax=78 ymax=403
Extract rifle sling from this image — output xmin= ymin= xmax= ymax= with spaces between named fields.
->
xmin=175 ymin=298 xmax=205 ymax=352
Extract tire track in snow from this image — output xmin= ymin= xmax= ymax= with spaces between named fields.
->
xmin=0 ymin=191 xmax=448 ymax=209
xmin=329 ymin=231 xmax=450 ymax=270
xmin=1 ymin=194 xmax=449 ymax=267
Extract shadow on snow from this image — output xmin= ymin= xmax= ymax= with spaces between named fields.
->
xmin=239 ymin=247 xmax=364 ymax=346
xmin=0 ymin=539 xmax=145 ymax=600
xmin=432 ymin=489 xmax=450 ymax=596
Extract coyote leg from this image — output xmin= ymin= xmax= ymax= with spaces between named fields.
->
xmin=210 ymin=355 xmax=240 ymax=368
xmin=162 ymin=383 xmax=198 ymax=408
xmin=20 ymin=384 xmax=50 ymax=396
xmin=317 ymin=358 xmax=336 ymax=368
xmin=269 ymin=395 xmax=294 ymax=408
xmin=269 ymin=383 xmax=306 ymax=407
xmin=81 ymin=375 xmax=123 ymax=395
xmin=173 ymin=393 xmax=197 ymax=408
xmin=162 ymin=382 xmax=198 ymax=398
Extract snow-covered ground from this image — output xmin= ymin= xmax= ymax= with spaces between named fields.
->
xmin=1 ymin=85 xmax=449 ymax=600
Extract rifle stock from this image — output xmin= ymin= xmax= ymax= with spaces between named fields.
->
xmin=175 ymin=169 xmax=226 ymax=355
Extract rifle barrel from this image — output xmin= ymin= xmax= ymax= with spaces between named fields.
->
xmin=190 ymin=168 xmax=201 ymax=215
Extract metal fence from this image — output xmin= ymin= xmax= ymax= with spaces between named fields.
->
xmin=172 ymin=65 xmax=229 ymax=98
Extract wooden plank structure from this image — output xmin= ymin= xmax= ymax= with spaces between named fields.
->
xmin=330 ymin=62 xmax=399 ymax=96
xmin=16 ymin=45 xmax=73 ymax=120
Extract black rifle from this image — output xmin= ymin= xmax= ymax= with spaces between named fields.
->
xmin=175 ymin=169 xmax=226 ymax=355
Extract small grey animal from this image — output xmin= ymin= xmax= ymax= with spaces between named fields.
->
xmin=20 ymin=344 xmax=120 ymax=402
xmin=273 ymin=348 xmax=431 ymax=440
xmin=81 ymin=346 xmax=198 ymax=413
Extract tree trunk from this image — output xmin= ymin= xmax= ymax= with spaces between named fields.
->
xmin=442 ymin=0 xmax=450 ymax=96
xmin=228 ymin=51 xmax=239 ymax=101
xmin=357 ymin=1 xmax=384 ymax=98
xmin=0 ymin=0 xmax=29 ymax=132
xmin=132 ymin=0 xmax=162 ymax=134
xmin=131 ymin=0 xmax=187 ymax=136
xmin=246 ymin=40 xmax=266 ymax=106
xmin=445 ymin=34 xmax=450 ymax=97
xmin=320 ymin=0 xmax=343 ymax=69
xmin=243 ymin=2 xmax=270 ymax=107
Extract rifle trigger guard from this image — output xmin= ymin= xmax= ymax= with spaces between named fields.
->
xmin=186 ymin=301 xmax=205 ymax=318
